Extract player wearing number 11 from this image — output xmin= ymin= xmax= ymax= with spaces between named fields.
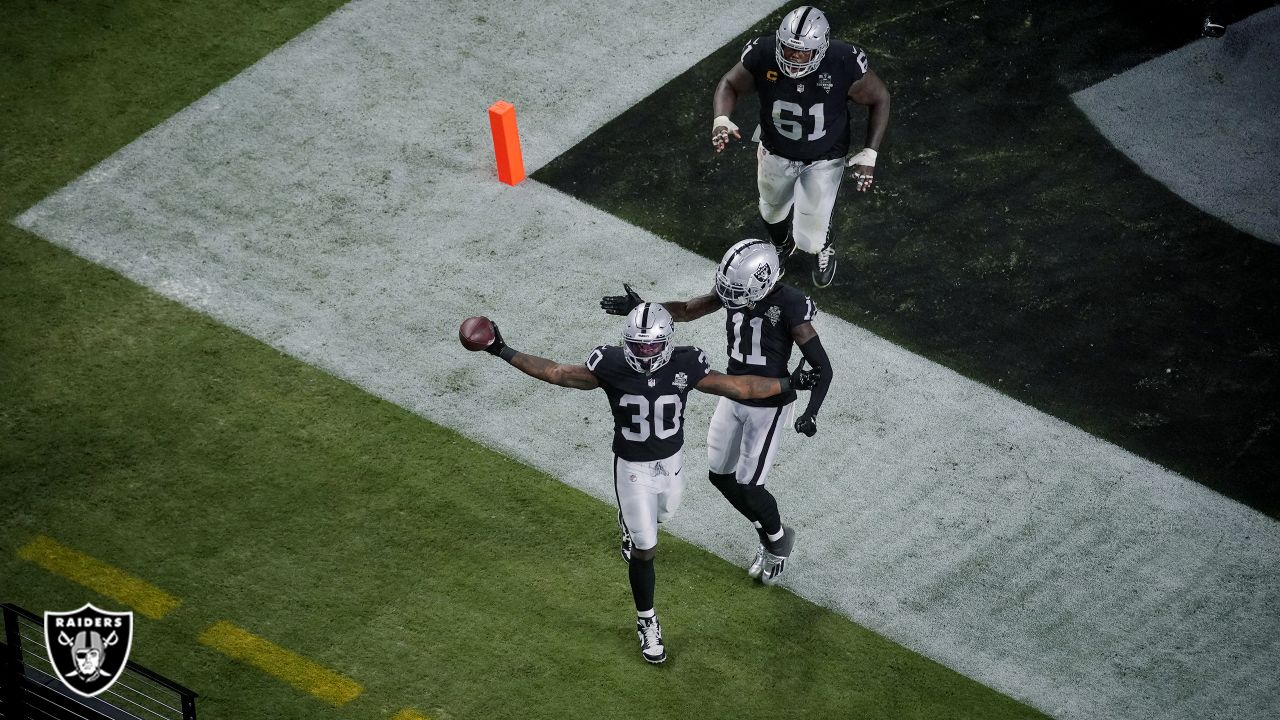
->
xmin=711 ymin=5 xmax=890 ymax=288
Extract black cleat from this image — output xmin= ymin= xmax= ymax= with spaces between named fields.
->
xmin=812 ymin=246 xmax=837 ymax=288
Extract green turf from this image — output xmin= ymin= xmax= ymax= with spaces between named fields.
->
xmin=533 ymin=0 xmax=1280 ymax=516
xmin=0 ymin=1 xmax=1051 ymax=718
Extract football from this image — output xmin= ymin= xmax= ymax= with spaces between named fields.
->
xmin=459 ymin=316 xmax=495 ymax=351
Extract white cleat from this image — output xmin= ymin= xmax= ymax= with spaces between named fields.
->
xmin=747 ymin=544 xmax=766 ymax=579
xmin=637 ymin=616 xmax=666 ymax=664
xmin=760 ymin=525 xmax=796 ymax=586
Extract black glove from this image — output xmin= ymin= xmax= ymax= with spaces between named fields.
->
xmin=790 ymin=362 xmax=820 ymax=391
xmin=600 ymin=283 xmax=644 ymax=316
xmin=795 ymin=412 xmax=817 ymax=437
xmin=484 ymin=321 xmax=508 ymax=356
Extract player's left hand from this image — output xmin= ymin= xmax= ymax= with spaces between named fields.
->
xmin=845 ymin=147 xmax=878 ymax=192
xmin=600 ymin=283 xmax=644 ymax=316
xmin=849 ymin=165 xmax=874 ymax=192
xmin=795 ymin=412 xmax=818 ymax=437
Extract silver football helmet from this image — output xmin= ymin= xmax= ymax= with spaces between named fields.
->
xmin=623 ymin=302 xmax=675 ymax=374
xmin=716 ymin=239 xmax=780 ymax=309
xmin=776 ymin=6 xmax=830 ymax=78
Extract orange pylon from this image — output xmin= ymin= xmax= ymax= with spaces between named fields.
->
xmin=488 ymin=100 xmax=526 ymax=185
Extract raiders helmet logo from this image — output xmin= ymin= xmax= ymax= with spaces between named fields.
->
xmin=44 ymin=604 xmax=134 ymax=698
xmin=754 ymin=263 xmax=773 ymax=283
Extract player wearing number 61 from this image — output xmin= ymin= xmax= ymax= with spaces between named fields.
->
xmin=461 ymin=304 xmax=817 ymax=665
xmin=711 ymin=5 xmax=891 ymax=288
xmin=602 ymin=239 xmax=834 ymax=589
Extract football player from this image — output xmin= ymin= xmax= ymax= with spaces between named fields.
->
xmin=602 ymin=239 xmax=834 ymax=586
xmin=711 ymin=5 xmax=891 ymax=288
xmin=476 ymin=304 xmax=815 ymax=664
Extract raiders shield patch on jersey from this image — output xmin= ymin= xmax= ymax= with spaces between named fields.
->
xmin=672 ymin=372 xmax=688 ymax=390
xmin=767 ymin=306 xmax=782 ymax=326
xmin=818 ymin=72 xmax=833 ymax=93
xmin=44 ymin=603 xmax=134 ymax=698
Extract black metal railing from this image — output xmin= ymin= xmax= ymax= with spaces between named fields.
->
xmin=1 ymin=605 xmax=196 ymax=720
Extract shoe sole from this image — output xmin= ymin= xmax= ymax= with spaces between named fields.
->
xmin=643 ymin=652 xmax=667 ymax=664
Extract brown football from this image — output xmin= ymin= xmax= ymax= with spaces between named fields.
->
xmin=459 ymin=316 xmax=495 ymax=351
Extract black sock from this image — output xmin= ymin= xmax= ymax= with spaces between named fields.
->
xmin=741 ymin=484 xmax=782 ymax=537
xmin=628 ymin=555 xmax=655 ymax=613
xmin=761 ymin=209 xmax=793 ymax=246
xmin=709 ymin=471 xmax=758 ymax=523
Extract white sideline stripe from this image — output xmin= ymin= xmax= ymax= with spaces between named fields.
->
xmin=14 ymin=2 xmax=1280 ymax=719
xmin=1072 ymin=7 xmax=1280 ymax=246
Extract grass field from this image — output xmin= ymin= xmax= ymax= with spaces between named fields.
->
xmin=0 ymin=1 xmax=1058 ymax=718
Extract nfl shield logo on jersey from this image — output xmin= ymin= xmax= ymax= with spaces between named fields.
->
xmin=44 ymin=604 xmax=134 ymax=698
xmin=796 ymin=83 xmax=804 ymax=93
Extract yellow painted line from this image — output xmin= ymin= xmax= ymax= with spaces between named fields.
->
xmin=198 ymin=621 xmax=362 ymax=706
xmin=17 ymin=535 xmax=181 ymax=620
xmin=392 ymin=710 xmax=431 ymax=720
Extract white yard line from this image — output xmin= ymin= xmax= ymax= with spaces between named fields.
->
xmin=1073 ymin=7 xmax=1280 ymax=245
xmin=15 ymin=2 xmax=1280 ymax=718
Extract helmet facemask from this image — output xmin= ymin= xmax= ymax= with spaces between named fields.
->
xmin=623 ymin=303 xmax=675 ymax=375
xmin=775 ymin=6 xmax=830 ymax=78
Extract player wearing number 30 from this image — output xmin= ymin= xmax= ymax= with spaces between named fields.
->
xmin=473 ymin=304 xmax=816 ymax=664
xmin=602 ymin=240 xmax=834 ymax=587
xmin=711 ymin=5 xmax=891 ymax=288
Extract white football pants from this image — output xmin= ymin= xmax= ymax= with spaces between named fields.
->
xmin=614 ymin=450 xmax=685 ymax=551
xmin=757 ymin=142 xmax=846 ymax=254
xmin=707 ymin=397 xmax=795 ymax=486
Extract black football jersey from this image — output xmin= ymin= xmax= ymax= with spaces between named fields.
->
xmin=586 ymin=345 xmax=713 ymax=462
xmin=723 ymin=284 xmax=817 ymax=408
xmin=741 ymin=36 xmax=869 ymax=162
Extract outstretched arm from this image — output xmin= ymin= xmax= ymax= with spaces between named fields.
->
xmin=601 ymin=284 xmax=721 ymax=322
xmin=483 ymin=320 xmax=599 ymax=390
xmin=695 ymin=371 xmax=790 ymax=401
xmin=507 ymin=353 xmax=599 ymax=390
xmin=661 ymin=292 xmax=721 ymax=322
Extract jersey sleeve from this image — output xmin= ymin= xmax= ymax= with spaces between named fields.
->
xmin=843 ymin=42 xmax=870 ymax=84
xmin=740 ymin=36 xmax=767 ymax=71
xmin=784 ymin=288 xmax=818 ymax=329
xmin=689 ymin=347 xmax=714 ymax=377
xmin=584 ymin=345 xmax=611 ymax=379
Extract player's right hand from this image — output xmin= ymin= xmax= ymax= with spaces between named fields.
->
xmin=484 ymin=321 xmax=508 ymax=356
xmin=712 ymin=115 xmax=740 ymax=153
xmin=600 ymin=283 xmax=644 ymax=316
